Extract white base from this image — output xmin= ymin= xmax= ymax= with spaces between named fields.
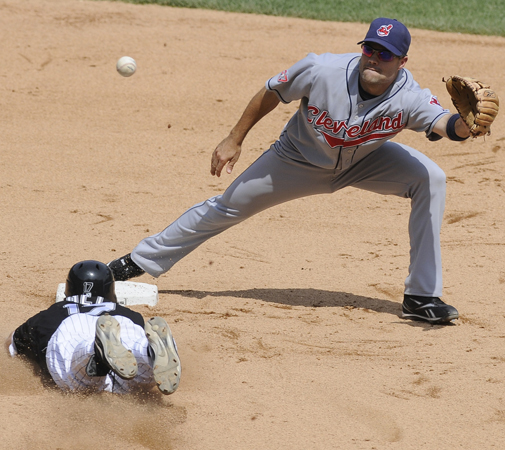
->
xmin=56 ymin=281 xmax=158 ymax=306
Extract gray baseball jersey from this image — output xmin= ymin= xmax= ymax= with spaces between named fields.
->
xmin=266 ymin=52 xmax=449 ymax=170
xmin=132 ymin=51 xmax=450 ymax=298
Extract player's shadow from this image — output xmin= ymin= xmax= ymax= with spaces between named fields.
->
xmin=159 ymin=288 xmax=400 ymax=316
xmin=159 ymin=288 xmax=456 ymax=327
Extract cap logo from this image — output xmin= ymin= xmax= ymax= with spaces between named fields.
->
xmin=83 ymin=282 xmax=93 ymax=296
xmin=377 ymin=24 xmax=393 ymax=37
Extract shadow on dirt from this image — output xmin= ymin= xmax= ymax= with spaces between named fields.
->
xmin=159 ymin=288 xmax=457 ymax=327
xmin=160 ymin=288 xmax=400 ymax=315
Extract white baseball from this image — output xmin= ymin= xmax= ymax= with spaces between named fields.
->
xmin=116 ymin=56 xmax=137 ymax=77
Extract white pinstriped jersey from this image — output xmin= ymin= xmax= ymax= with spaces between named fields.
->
xmin=10 ymin=299 xmax=155 ymax=394
xmin=46 ymin=313 xmax=154 ymax=394
xmin=266 ymin=52 xmax=450 ymax=170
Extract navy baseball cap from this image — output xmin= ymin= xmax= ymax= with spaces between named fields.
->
xmin=357 ymin=18 xmax=411 ymax=56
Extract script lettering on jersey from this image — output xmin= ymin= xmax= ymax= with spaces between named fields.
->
xmin=307 ymin=105 xmax=405 ymax=148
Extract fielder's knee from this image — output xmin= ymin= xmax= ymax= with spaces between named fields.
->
xmin=429 ymin=166 xmax=446 ymax=192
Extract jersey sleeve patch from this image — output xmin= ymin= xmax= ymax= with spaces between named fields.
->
xmin=429 ymin=95 xmax=442 ymax=107
xmin=277 ymin=70 xmax=288 ymax=83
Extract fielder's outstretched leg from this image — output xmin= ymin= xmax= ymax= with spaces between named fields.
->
xmin=113 ymin=149 xmax=335 ymax=279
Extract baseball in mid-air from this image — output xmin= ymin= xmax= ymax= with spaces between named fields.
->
xmin=116 ymin=56 xmax=137 ymax=77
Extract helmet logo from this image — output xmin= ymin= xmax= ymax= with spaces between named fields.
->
xmin=83 ymin=282 xmax=94 ymax=296
xmin=377 ymin=24 xmax=393 ymax=37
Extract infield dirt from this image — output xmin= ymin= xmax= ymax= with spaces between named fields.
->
xmin=1 ymin=1 xmax=505 ymax=449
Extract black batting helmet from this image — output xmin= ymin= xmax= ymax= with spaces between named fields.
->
xmin=65 ymin=260 xmax=117 ymax=303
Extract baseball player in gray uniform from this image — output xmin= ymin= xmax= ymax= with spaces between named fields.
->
xmin=6 ymin=261 xmax=181 ymax=395
xmin=109 ymin=18 xmax=473 ymax=324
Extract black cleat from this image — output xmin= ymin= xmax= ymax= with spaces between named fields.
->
xmin=402 ymin=295 xmax=459 ymax=324
xmin=85 ymin=354 xmax=110 ymax=377
xmin=107 ymin=253 xmax=145 ymax=281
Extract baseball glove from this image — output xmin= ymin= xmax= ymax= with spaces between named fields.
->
xmin=444 ymin=76 xmax=499 ymax=137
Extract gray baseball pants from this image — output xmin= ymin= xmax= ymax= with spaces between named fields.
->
xmin=132 ymin=142 xmax=445 ymax=297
